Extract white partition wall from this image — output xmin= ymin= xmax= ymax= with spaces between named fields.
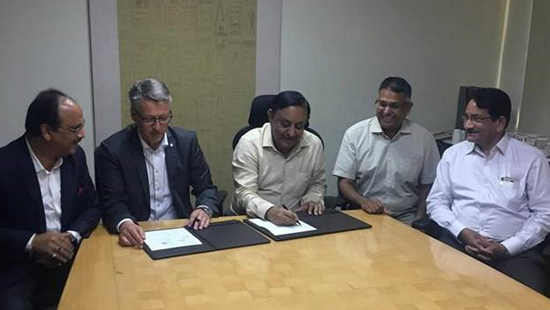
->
xmin=279 ymin=0 xmax=533 ymax=195
xmin=519 ymin=0 xmax=550 ymax=135
xmin=0 ymin=0 xmax=541 ymax=193
xmin=0 ymin=0 xmax=94 ymax=172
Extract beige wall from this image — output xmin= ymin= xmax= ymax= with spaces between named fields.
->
xmin=519 ymin=0 xmax=550 ymax=135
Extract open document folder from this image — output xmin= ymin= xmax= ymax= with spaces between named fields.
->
xmin=244 ymin=209 xmax=371 ymax=241
xmin=145 ymin=227 xmax=202 ymax=251
xmin=143 ymin=220 xmax=270 ymax=260
xmin=246 ymin=218 xmax=317 ymax=236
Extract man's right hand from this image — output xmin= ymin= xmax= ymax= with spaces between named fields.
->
xmin=119 ymin=221 xmax=145 ymax=248
xmin=359 ymin=198 xmax=384 ymax=214
xmin=266 ymin=206 xmax=299 ymax=226
xmin=458 ymin=228 xmax=487 ymax=247
xmin=32 ymin=231 xmax=75 ymax=265
xmin=458 ymin=228 xmax=492 ymax=260
xmin=459 ymin=228 xmax=510 ymax=262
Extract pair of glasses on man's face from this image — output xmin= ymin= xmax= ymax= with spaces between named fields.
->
xmin=374 ymin=100 xmax=406 ymax=111
xmin=58 ymin=121 xmax=85 ymax=135
xmin=461 ymin=114 xmax=493 ymax=124
xmin=135 ymin=111 xmax=173 ymax=125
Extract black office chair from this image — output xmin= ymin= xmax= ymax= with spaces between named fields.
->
xmin=232 ymin=94 xmax=324 ymax=149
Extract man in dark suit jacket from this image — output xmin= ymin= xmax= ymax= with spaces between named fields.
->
xmin=0 ymin=89 xmax=101 ymax=309
xmin=95 ymin=78 xmax=219 ymax=247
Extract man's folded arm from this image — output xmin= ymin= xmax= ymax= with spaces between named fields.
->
xmin=427 ymin=159 xmax=465 ymax=237
xmin=501 ymin=155 xmax=550 ymax=255
xmin=0 ymin=227 xmax=35 ymax=263
xmin=66 ymin=147 xmax=102 ymax=238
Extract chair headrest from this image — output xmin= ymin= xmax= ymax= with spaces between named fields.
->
xmin=248 ymin=95 xmax=275 ymax=127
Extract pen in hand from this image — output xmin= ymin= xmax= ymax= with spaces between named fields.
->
xmin=187 ymin=218 xmax=197 ymax=229
xmin=282 ymin=204 xmax=301 ymax=225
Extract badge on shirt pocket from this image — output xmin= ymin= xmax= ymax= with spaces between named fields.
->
xmin=499 ymin=176 xmax=516 ymax=185
xmin=497 ymin=175 xmax=524 ymax=206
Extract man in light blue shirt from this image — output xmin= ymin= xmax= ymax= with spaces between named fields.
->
xmin=427 ymin=87 xmax=550 ymax=295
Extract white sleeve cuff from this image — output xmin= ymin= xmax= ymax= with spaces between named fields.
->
xmin=253 ymin=201 xmax=276 ymax=220
xmin=25 ymin=233 xmax=36 ymax=252
xmin=501 ymin=236 xmax=523 ymax=256
xmin=67 ymin=230 xmax=82 ymax=244
xmin=116 ymin=218 xmax=134 ymax=233
xmin=448 ymin=220 xmax=467 ymax=238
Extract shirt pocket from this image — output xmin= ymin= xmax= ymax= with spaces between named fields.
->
xmin=291 ymin=171 xmax=310 ymax=197
xmin=496 ymin=179 xmax=525 ymax=209
xmin=396 ymin=153 xmax=423 ymax=185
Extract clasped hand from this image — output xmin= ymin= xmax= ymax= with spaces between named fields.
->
xmin=458 ymin=228 xmax=509 ymax=261
xmin=32 ymin=231 xmax=75 ymax=267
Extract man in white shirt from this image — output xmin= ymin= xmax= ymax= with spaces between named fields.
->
xmin=0 ymin=89 xmax=101 ymax=309
xmin=333 ymin=77 xmax=440 ymax=225
xmin=96 ymin=78 xmax=219 ymax=247
xmin=427 ymin=87 xmax=550 ymax=295
xmin=232 ymin=91 xmax=326 ymax=225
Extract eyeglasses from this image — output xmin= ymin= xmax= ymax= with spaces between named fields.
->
xmin=58 ymin=122 xmax=85 ymax=135
xmin=374 ymin=100 xmax=404 ymax=110
xmin=135 ymin=111 xmax=173 ymax=125
xmin=462 ymin=114 xmax=493 ymax=124
xmin=273 ymin=118 xmax=305 ymax=131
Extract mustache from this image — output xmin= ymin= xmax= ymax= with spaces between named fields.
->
xmin=466 ymin=129 xmax=479 ymax=134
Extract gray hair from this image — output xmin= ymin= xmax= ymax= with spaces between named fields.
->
xmin=128 ymin=78 xmax=172 ymax=113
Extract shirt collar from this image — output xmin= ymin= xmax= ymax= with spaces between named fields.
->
xmin=138 ymin=132 xmax=168 ymax=153
xmin=25 ymin=137 xmax=63 ymax=173
xmin=370 ymin=117 xmax=412 ymax=137
xmin=494 ymin=134 xmax=509 ymax=155
xmin=261 ymin=123 xmax=309 ymax=152
xmin=466 ymin=134 xmax=509 ymax=156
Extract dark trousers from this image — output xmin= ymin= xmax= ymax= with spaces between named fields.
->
xmin=438 ymin=228 xmax=549 ymax=296
xmin=0 ymin=262 xmax=72 ymax=310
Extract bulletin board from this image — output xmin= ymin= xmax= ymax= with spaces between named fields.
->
xmin=118 ymin=0 xmax=257 ymax=208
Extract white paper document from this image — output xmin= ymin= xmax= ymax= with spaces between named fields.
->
xmin=144 ymin=228 xmax=202 ymax=251
xmin=248 ymin=218 xmax=316 ymax=236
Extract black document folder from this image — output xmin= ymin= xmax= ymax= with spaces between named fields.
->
xmin=144 ymin=220 xmax=270 ymax=260
xmin=244 ymin=209 xmax=371 ymax=241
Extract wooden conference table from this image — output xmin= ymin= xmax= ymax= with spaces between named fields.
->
xmin=58 ymin=210 xmax=550 ymax=309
